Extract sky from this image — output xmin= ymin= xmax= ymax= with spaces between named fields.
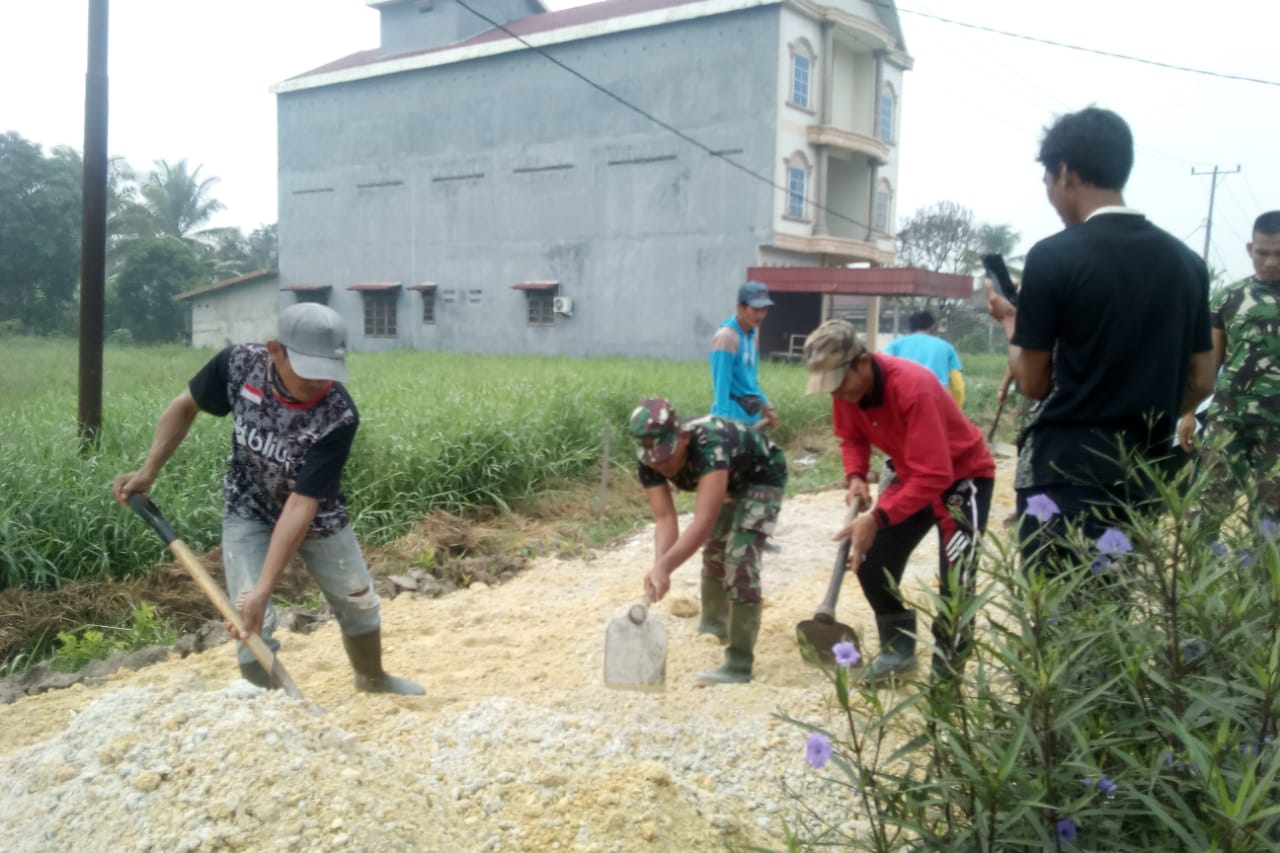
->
xmin=2 ymin=0 xmax=1275 ymax=283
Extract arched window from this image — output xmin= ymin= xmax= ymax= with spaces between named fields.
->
xmin=784 ymin=152 xmax=812 ymax=221
xmin=878 ymin=83 xmax=897 ymax=143
xmin=789 ymin=39 xmax=815 ymax=110
xmin=874 ymin=179 xmax=893 ymax=234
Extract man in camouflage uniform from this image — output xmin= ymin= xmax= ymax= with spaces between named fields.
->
xmin=1179 ymin=210 xmax=1280 ymax=519
xmin=628 ymin=397 xmax=787 ymax=684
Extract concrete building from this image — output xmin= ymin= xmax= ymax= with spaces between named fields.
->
xmin=175 ymin=271 xmax=279 ymax=348
xmin=271 ymin=0 xmax=921 ymax=359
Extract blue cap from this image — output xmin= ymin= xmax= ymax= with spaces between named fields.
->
xmin=738 ymin=280 xmax=774 ymax=308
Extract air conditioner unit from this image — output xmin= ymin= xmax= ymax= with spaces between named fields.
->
xmin=552 ymin=296 xmax=574 ymax=316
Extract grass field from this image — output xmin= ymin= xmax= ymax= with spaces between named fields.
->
xmin=0 ymin=337 xmax=1008 ymax=591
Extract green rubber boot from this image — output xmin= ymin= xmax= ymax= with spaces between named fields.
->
xmin=342 ymin=629 xmax=426 ymax=695
xmin=698 ymin=602 xmax=761 ymax=684
xmin=867 ymin=611 xmax=918 ymax=683
xmin=697 ymin=574 xmax=730 ymax=644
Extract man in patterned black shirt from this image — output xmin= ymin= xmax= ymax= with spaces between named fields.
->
xmin=113 ymin=303 xmax=423 ymax=695
xmin=628 ymin=397 xmax=787 ymax=684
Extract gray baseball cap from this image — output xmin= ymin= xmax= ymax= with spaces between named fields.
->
xmin=277 ymin=302 xmax=349 ymax=382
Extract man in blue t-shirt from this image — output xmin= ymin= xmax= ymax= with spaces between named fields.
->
xmin=112 ymin=303 xmax=423 ymax=695
xmin=709 ymin=280 xmax=778 ymax=429
xmin=884 ymin=311 xmax=965 ymax=408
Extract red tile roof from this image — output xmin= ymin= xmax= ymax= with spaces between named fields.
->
xmin=287 ymin=0 xmax=709 ymax=81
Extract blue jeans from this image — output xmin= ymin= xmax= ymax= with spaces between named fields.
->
xmin=222 ymin=513 xmax=381 ymax=665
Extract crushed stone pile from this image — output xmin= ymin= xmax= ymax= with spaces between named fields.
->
xmin=0 ymin=681 xmax=858 ymax=853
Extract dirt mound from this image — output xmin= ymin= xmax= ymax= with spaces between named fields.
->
xmin=0 ymin=465 xmax=1019 ymax=851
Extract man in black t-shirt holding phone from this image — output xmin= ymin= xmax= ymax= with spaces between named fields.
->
xmin=986 ymin=107 xmax=1216 ymax=578
xmin=113 ymin=303 xmax=423 ymax=695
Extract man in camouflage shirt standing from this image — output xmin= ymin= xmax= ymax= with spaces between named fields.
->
xmin=628 ymin=398 xmax=787 ymax=684
xmin=1179 ymin=210 xmax=1280 ymax=518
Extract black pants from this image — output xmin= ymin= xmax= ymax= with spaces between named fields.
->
xmin=856 ymin=477 xmax=994 ymax=616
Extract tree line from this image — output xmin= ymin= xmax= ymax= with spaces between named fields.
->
xmin=0 ymin=131 xmax=276 ymax=342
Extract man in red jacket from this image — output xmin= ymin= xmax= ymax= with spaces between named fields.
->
xmin=803 ymin=318 xmax=995 ymax=681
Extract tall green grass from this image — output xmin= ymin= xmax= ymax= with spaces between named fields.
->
xmin=0 ymin=339 xmax=1006 ymax=590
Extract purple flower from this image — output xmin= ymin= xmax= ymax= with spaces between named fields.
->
xmin=1240 ymin=548 xmax=1255 ymax=569
xmin=832 ymin=641 xmax=861 ymax=667
xmin=1025 ymin=493 xmax=1061 ymax=523
xmin=1097 ymin=529 xmax=1133 ymax=555
xmin=1056 ymin=817 xmax=1077 ymax=844
xmin=1098 ymin=777 xmax=1117 ymax=796
xmin=1091 ymin=556 xmax=1109 ymax=574
xmin=805 ymin=732 xmax=832 ymax=768
xmin=1210 ymin=540 xmax=1228 ymax=558
xmin=1261 ymin=519 xmax=1278 ymax=540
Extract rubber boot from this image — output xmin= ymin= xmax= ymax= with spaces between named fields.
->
xmin=239 ymin=661 xmax=274 ymax=689
xmin=697 ymin=575 xmax=730 ymax=644
xmin=867 ymin=611 xmax=918 ymax=683
xmin=697 ymin=602 xmax=761 ymax=684
xmin=342 ymin=629 xmax=426 ymax=695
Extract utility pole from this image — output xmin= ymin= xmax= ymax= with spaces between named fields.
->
xmin=1191 ymin=164 xmax=1242 ymax=265
xmin=78 ymin=0 xmax=109 ymax=449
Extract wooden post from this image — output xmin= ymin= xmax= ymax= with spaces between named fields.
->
xmin=598 ymin=421 xmax=611 ymax=522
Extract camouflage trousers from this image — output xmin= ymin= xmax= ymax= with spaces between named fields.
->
xmin=1199 ymin=422 xmax=1280 ymax=523
xmin=701 ymin=484 xmax=784 ymax=605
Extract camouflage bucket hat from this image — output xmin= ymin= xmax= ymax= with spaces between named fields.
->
xmin=804 ymin=318 xmax=863 ymax=395
xmin=627 ymin=397 xmax=682 ymax=466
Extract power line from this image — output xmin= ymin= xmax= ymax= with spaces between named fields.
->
xmin=895 ymin=3 xmax=1280 ymax=88
xmin=455 ymin=0 xmax=878 ymax=234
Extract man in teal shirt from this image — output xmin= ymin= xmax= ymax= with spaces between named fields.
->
xmin=709 ymin=280 xmax=779 ymax=428
xmin=885 ymin=311 xmax=966 ymax=407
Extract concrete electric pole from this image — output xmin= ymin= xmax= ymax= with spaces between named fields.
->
xmin=1191 ymin=164 xmax=1242 ymax=265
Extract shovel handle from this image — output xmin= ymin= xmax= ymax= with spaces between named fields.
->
xmin=987 ymin=397 xmax=1006 ymax=444
xmin=126 ymin=494 xmax=304 ymax=699
xmin=815 ymin=501 xmax=861 ymax=620
xmin=815 ymin=537 xmax=852 ymax=621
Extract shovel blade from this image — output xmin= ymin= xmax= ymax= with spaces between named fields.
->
xmin=796 ymin=618 xmax=861 ymax=666
xmin=604 ymin=609 xmax=667 ymax=689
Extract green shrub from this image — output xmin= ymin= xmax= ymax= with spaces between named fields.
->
xmin=782 ymin=456 xmax=1280 ymax=851
xmin=49 ymin=601 xmax=177 ymax=672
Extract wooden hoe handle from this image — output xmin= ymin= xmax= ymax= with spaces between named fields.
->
xmin=127 ymin=494 xmax=304 ymax=699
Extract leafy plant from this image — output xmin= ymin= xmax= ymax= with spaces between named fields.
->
xmin=778 ymin=453 xmax=1280 ymax=851
xmin=49 ymin=602 xmax=176 ymax=672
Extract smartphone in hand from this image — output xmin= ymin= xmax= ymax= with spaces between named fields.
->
xmin=982 ymin=254 xmax=1018 ymax=306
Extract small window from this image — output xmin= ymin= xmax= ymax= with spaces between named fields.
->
xmin=874 ymin=179 xmax=894 ymax=234
xmin=441 ymin=289 xmax=457 ymax=304
xmin=468 ymin=289 xmax=483 ymax=305
xmin=787 ymin=166 xmax=806 ymax=220
xmin=791 ymin=54 xmax=810 ymax=108
xmin=878 ymin=88 xmax=896 ymax=143
xmin=362 ymin=290 xmax=397 ymax=337
xmin=295 ymin=291 xmax=328 ymax=305
xmin=788 ymin=39 xmax=815 ymax=109
xmin=527 ymin=291 xmax=555 ymax=326
xmin=421 ymin=290 xmax=435 ymax=324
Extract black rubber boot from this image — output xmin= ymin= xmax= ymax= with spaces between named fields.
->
xmin=697 ymin=575 xmax=729 ymax=644
xmin=867 ymin=611 xmax=918 ymax=683
xmin=239 ymin=661 xmax=275 ymax=689
xmin=697 ymin=602 xmax=761 ymax=684
xmin=342 ymin=629 xmax=425 ymax=695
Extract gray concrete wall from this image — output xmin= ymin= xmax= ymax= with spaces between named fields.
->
xmin=278 ymin=6 xmax=782 ymax=359
xmin=188 ymin=277 xmax=280 ymax=348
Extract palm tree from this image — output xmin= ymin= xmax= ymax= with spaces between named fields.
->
xmin=964 ymin=223 xmax=1023 ymax=277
